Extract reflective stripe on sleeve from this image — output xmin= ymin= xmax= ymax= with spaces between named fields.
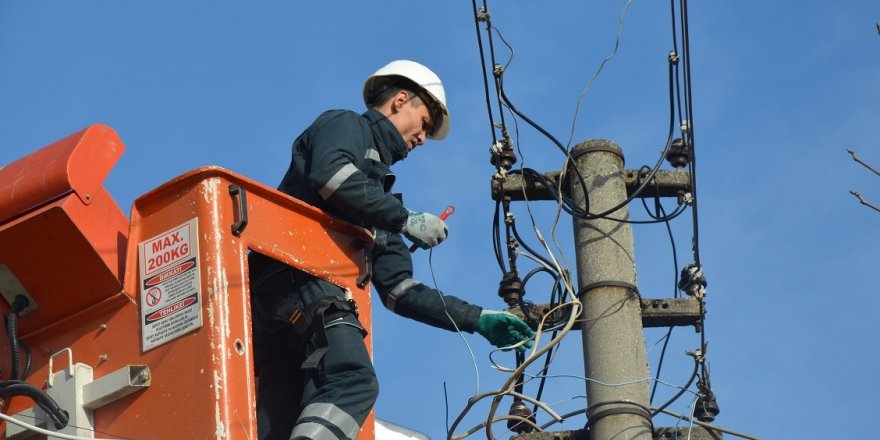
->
xmin=296 ymin=403 xmax=361 ymax=440
xmin=290 ymin=421 xmax=341 ymax=440
xmin=318 ymin=163 xmax=359 ymax=200
xmin=365 ymin=148 xmax=381 ymax=161
xmin=384 ymin=278 xmax=422 ymax=312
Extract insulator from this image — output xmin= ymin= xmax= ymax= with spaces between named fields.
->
xmin=694 ymin=391 xmax=720 ymax=422
xmin=497 ymin=272 xmax=523 ymax=307
xmin=665 ymin=138 xmax=690 ymax=168
xmin=678 ymin=263 xmax=707 ymax=298
xmin=507 ymin=400 xmax=535 ymax=434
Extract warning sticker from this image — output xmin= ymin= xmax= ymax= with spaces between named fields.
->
xmin=138 ymin=219 xmax=202 ymax=351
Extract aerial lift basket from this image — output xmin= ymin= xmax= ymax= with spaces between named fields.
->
xmin=0 ymin=125 xmax=375 ymax=439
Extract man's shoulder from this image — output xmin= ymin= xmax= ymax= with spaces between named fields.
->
xmin=313 ymin=109 xmax=369 ymax=128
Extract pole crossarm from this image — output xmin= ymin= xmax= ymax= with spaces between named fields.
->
xmin=509 ymin=297 xmax=703 ymax=330
xmin=490 ymin=169 xmax=691 ymax=201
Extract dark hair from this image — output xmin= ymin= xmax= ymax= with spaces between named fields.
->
xmin=366 ymin=76 xmax=439 ymax=123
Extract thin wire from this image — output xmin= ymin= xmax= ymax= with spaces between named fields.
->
xmin=651 ymin=353 xmax=699 ymax=417
xmin=678 ymin=0 xmax=710 ymax=386
xmin=670 ymin=0 xmax=684 ymax=123
xmin=428 ymin=249 xmax=480 ymax=395
xmin=491 ymin=199 xmax=506 ymax=271
xmin=655 ymin=407 xmax=762 ymax=440
xmin=565 ymin=0 xmax=636 ymax=149
xmin=0 ymin=411 xmax=129 ymax=440
xmin=481 ymin=0 xmax=509 ymax=131
xmin=649 ymin=200 xmax=680 ymax=403
xmin=680 ymin=0 xmax=701 ymax=267
xmin=444 ymin=381 xmax=451 ymax=437
xmin=448 ymin=300 xmax=581 ymax=440
xmin=471 ymin=0 xmax=499 ymax=147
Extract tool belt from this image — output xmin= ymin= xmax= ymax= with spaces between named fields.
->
xmin=288 ymin=296 xmax=360 ymax=369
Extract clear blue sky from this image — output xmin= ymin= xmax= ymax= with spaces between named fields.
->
xmin=2 ymin=2 xmax=878 ymax=439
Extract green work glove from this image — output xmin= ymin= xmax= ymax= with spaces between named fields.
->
xmin=476 ymin=310 xmax=535 ymax=352
xmin=402 ymin=210 xmax=448 ymax=249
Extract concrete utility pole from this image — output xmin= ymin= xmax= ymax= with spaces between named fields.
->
xmin=569 ymin=140 xmax=652 ymax=440
xmin=495 ymin=139 xmax=721 ymax=440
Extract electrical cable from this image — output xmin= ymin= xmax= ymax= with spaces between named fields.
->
xmin=2 ymin=295 xmax=69 ymax=431
xmin=651 ymin=352 xmax=699 ymax=417
xmin=0 ymin=411 xmax=126 ymax=440
xmin=449 ymin=300 xmax=581 ymax=440
xmin=648 ymin=196 xmax=681 ymax=403
xmin=491 ymin=199 xmax=507 ymax=272
xmin=480 ymin=0 xmax=510 ymax=133
xmin=678 ymin=0 xmax=712 ymax=392
xmin=537 ymin=405 xmax=761 ymax=440
xmin=680 ymin=0 xmax=701 ymax=268
xmin=427 ymin=249 xmax=481 ymax=396
xmin=20 ymin=340 xmax=32 ymax=381
xmin=444 ymin=381 xmax=451 ymax=437
xmin=564 ymin=0 xmax=635 ymax=149
xmin=516 ymin=35 xmax=682 ymax=222
xmin=510 ymin=221 xmax=557 ymax=272
xmin=0 ymin=381 xmax=69 ymax=429
xmin=466 ymin=2 xmax=718 ymax=438
xmin=470 ymin=0 xmax=499 ymax=148
xmin=5 ymin=294 xmax=29 ymax=380
xmin=655 ymin=407 xmax=761 ymax=440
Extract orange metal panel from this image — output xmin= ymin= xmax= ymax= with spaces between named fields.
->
xmin=0 ymin=125 xmax=124 ymax=225
xmin=0 ymin=190 xmax=130 ymax=335
xmin=1 ymin=165 xmax=375 ymax=440
xmin=0 ymin=129 xmax=130 ymax=334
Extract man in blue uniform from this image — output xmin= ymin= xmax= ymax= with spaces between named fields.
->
xmin=249 ymin=60 xmax=534 ymax=440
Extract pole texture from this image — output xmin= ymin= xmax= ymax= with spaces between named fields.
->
xmin=569 ymin=139 xmax=652 ymax=440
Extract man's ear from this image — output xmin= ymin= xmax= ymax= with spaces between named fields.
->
xmin=390 ymin=91 xmax=409 ymax=114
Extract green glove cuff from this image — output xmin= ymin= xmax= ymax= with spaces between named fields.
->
xmin=476 ymin=310 xmax=535 ymax=352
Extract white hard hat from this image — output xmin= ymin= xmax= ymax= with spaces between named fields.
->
xmin=363 ymin=60 xmax=450 ymax=140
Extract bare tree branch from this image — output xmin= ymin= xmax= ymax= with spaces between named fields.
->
xmin=848 ymin=149 xmax=880 ymax=177
xmin=850 ymin=190 xmax=880 ymax=213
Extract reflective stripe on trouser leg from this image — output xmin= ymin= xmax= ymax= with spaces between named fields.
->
xmin=291 ymin=403 xmax=361 ymax=440
xmin=293 ymin=315 xmax=377 ymax=440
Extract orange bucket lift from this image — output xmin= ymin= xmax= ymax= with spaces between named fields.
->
xmin=0 ymin=125 xmax=378 ymax=439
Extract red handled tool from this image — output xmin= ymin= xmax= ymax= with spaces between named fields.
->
xmin=409 ymin=205 xmax=455 ymax=253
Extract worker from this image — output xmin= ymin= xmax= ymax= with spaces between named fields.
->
xmin=248 ymin=59 xmax=535 ymax=440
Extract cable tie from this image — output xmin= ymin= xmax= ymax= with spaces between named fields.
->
xmin=577 ymin=280 xmax=640 ymax=298
xmin=477 ymin=7 xmax=490 ymax=22
xmin=493 ymin=63 xmax=504 ymax=78
xmin=681 ymin=191 xmax=694 ymax=206
xmin=680 ymin=119 xmax=691 ymax=134
xmin=585 ymin=401 xmax=653 ymax=430
xmin=490 ymin=141 xmax=505 ymax=155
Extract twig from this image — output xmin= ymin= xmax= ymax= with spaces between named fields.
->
xmin=848 ymin=149 xmax=880 ymax=177
xmin=850 ymin=190 xmax=880 ymax=213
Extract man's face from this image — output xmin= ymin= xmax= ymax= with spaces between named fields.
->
xmin=388 ymin=92 xmax=434 ymax=152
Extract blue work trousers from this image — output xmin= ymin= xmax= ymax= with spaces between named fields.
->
xmin=250 ymin=258 xmax=378 ymax=440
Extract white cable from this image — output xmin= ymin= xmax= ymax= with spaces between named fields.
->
xmin=427 ymin=249 xmax=481 ymax=395
xmin=685 ymin=394 xmax=699 ymax=440
xmin=448 ymin=300 xmax=581 ymax=440
xmin=0 ymin=412 xmax=120 ymax=440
